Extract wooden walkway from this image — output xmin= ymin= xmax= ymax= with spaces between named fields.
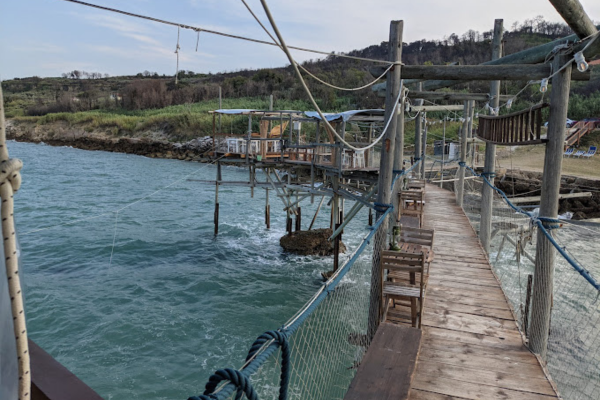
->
xmin=389 ymin=185 xmax=559 ymax=400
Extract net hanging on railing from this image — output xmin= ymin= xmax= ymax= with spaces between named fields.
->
xmin=446 ymin=162 xmax=600 ymax=400
xmin=188 ymin=163 xmax=421 ymax=400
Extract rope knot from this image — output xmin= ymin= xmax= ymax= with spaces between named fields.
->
xmin=0 ymin=159 xmax=23 ymax=193
xmin=458 ymin=161 xmax=466 ymax=167
xmin=373 ymin=202 xmax=392 ymax=213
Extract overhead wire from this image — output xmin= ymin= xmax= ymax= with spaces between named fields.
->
xmin=239 ymin=0 xmax=394 ymax=92
xmin=257 ymin=0 xmax=404 ymax=152
xmin=57 ymin=0 xmax=395 ymax=65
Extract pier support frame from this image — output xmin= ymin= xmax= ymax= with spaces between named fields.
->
xmin=479 ymin=19 xmax=503 ymax=254
xmin=368 ymin=20 xmax=403 ymax=340
xmin=529 ymin=52 xmax=572 ymax=360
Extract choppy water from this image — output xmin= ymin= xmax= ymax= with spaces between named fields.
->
xmin=11 ymin=141 xmax=369 ymax=400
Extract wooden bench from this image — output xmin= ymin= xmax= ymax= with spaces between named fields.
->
xmin=344 ymin=322 xmax=422 ymax=400
xmin=407 ymin=179 xmax=426 ymax=190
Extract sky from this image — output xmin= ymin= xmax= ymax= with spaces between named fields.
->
xmin=1 ymin=0 xmax=599 ymax=79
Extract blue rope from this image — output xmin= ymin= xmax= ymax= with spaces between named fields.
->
xmin=374 ymin=202 xmax=393 ymax=213
xmin=188 ymin=368 xmax=257 ymax=400
xmin=463 ymin=164 xmax=600 ymax=291
xmin=188 ymin=208 xmax=394 ymax=400
xmin=390 ymin=158 xmax=421 ymax=190
xmin=245 ymin=331 xmax=290 ymax=400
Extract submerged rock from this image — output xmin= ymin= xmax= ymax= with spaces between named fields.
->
xmin=279 ymin=228 xmax=346 ymax=256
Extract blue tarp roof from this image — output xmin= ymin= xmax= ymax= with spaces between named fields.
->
xmin=304 ymin=109 xmax=384 ymax=122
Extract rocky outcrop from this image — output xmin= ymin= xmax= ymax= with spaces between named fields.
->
xmin=279 ymin=229 xmax=346 ymax=256
xmin=6 ymin=119 xmax=214 ymax=161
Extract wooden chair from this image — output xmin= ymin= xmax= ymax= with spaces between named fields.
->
xmin=398 ymin=190 xmax=425 ymax=227
xmin=407 ymin=179 xmax=426 ymax=190
xmin=381 ymin=250 xmax=427 ymax=328
xmin=388 ymin=226 xmax=435 ymax=287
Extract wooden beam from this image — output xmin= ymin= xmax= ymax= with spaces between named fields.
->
xmin=508 ymin=191 xmax=592 ymax=204
xmin=549 ymin=0 xmax=600 ymax=59
xmin=549 ymin=0 xmax=597 ymax=39
xmin=407 ymin=91 xmax=513 ymax=102
xmin=371 ymin=64 xmax=590 ymax=82
xmin=407 ymin=105 xmax=465 ymax=112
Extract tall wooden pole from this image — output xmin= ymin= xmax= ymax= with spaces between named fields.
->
xmin=414 ymin=82 xmax=423 ymax=176
xmin=529 ymin=53 xmax=572 ymax=359
xmin=467 ymin=100 xmax=475 ymax=167
xmin=456 ymin=101 xmax=469 ymax=207
xmin=420 ymin=113 xmax=427 ymax=179
xmin=393 ymin=87 xmax=406 ymax=173
xmin=479 ymin=19 xmax=503 ymax=254
xmin=368 ymin=20 xmax=403 ymax=340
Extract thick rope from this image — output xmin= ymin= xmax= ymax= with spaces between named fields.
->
xmin=258 ymin=0 xmax=404 ymax=152
xmin=0 ymin=85 xmax=29 ymax=399
xmin=188 ymin=207 xmax=394 ymax=400
xmin=188 ymin=368 xmax=258 ymax=400
xmin=245 ymin=330 xmax=290 ymax=400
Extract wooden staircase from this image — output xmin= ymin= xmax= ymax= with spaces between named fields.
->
xmin=565 ymin=120 xmax=599 ymax=148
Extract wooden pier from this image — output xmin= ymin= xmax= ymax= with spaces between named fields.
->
xmin=347 ymin=184 xmax=559 ymax=400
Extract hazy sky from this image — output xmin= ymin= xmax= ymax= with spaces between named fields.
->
xmin=1 ymin=0 xmax=599 ymax=79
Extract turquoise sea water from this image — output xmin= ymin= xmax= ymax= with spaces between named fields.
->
xmin=11 ymin=141 xmax=368 ymax=400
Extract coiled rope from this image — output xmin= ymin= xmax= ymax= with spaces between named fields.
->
xmin=0 ymin=85 xmax=30 ymax=399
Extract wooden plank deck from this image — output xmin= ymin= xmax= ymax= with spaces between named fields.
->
xmin=391 ymin=184 xmax=559 ymax=400
xmin=344 ymin=323 xmax=422 ymax=400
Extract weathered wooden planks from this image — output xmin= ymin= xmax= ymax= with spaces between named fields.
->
xmin=403 ymin=185 xmax=558 ymax=400
xmin=344 ymin=322 xmax=421 ymax=400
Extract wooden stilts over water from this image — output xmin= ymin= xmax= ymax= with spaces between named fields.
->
xmin=347 ymin=184 xmax=559 ymax=399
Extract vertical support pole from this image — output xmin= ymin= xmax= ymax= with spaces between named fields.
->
xmin=212 ymin=113 xmax=216 ymax=159
xmin=479 ymin=19 xmax=503 ymax=254
xmin=368 ymin=208 xmax=373 ymax=226
xmin=214 ymin=164 xmax=221 ymax=237
xmin=414 ymin=82 xmax=423 ymax=176
xmin=524 ymin=274 xmax=533 ymax=337
xmin=457 ymin=101 xmax=469 ymax=206
xmin=246 ymin=113 xmax=252 ymax=165
xmin=468 ymin=100 xmax=475 ymax=167
xmin=369 ymin=20 xmax=403 ymax=340
xmin=367 ymin=123 xmax=373 ymax=168
xmin=529 ymin=52 xmax=571 ymax=360
xmin=265 ymin=185 xmax=270 ymax=229
xmin=295 ymin=207 xmax=302 ymax=232
xmin=420 ymin=114 xmax=427 ymax=179
xmin=393 ymin=87 xmax=406 ymax=173
xmin=440 ymin=118 xmax=446 ymax=188
xmin=218 ymin=86 xmax=222 ymax=133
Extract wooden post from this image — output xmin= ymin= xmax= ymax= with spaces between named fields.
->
xmin=529 ymin=52 xmax=572 ymax=360
xmin=246 ymin=114 xmax=252 ymax=165
xmin=295 ymin=207 xmax=302 ymax=232
xmin=366 ymin=123 xmax=373 ymax=168
xmin=440 ymin=118 xmax=446 ymax=188
xmin=479 ymin=19 xmax=503 ymax=254
xmin=218 ymin=86 xmax=222 ymax=133
xmin=393 ymin=88 xmax=406 ymax=173
xmin=214 ymin=161 xmax=222 ymax=236
xmin=524 ymin=274 xmax=533 ymax=337
xmin=456 ymin=101 xmax=469 ymax=206
xmin=467 ymin=100 xmax=475 ymax=167
xmin=265 ymin=186 xmax=270 ymax=229
xmin=420 ymin=114 xmax=427 ymax=179
xmin=368 ymin=20 xmax=403 ymax=340
xmin=414 ymin=83 xmax=423 ymax=177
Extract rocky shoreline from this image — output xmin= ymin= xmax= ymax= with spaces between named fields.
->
xmin=6 ymin=119 xmax=213 ymax=161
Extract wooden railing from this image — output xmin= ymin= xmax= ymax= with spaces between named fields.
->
xmin=477 ymin=103 xmax=549 ymax=145
xmin=30 ymin=339 xmax=104 ymax=400
xmin=565 ymin=120 xmax=597 ymax=147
